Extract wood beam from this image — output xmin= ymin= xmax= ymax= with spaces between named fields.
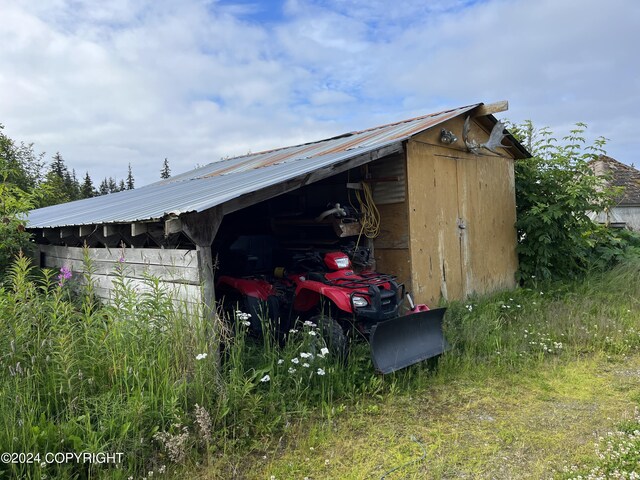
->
xmin=42 ymin=228 xmax=60 ymax=243
xmin=164 ymin=218 xmax=182 ymax=236
xmin=473 ymin=100 xmax=509 ymax=117
xmin=131 ymin=223 xmax=148 ymax=237
xmin=180 ymin=206 xmax=224 ymax=248
xmin=79 ymin=225 xmax=95 ymax=237
xmin=60 ymin=227 xmax=76 ymax=239
xmin=222 ymin=143 xmax=404 ymax=215
xmin=103 ymin=224 xmax=120 ymax=237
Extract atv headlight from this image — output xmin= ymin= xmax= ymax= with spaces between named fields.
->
xmin=351 ymin=295 xmax=369 ymax=308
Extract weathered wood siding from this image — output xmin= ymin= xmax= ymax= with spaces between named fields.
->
xmin=406 ymin=116 xmax=518 ymax=304
xmin=39 ymin=245 xmax=202 ymax=305
xmin=371 ymin=157 xmax=412 ymax=291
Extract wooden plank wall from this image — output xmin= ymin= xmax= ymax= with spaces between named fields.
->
xmin=406 ymin=116 xmax=518 ymax=305
xmin=39 ymin=245 xmax=202 ymax=305
xmin=371 ymin=158 xmax=412 ymax=292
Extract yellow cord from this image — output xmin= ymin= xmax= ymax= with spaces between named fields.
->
xmin=355 ymin=181 xmax=380 ymax=239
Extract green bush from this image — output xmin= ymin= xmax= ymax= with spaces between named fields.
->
xmin=511 ymin=121 xmax=639 ymax=282
xmin=0 ymin=169 xmax=34 ymax=276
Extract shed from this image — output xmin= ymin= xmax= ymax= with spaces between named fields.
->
xmin=590 ymin=155 xmax=640 ymax=231
xmin=26 ymin=102 xmax=529 ymax=311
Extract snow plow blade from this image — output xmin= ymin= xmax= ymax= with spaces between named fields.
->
xmin=369 ymin=308 xmax=449 ymax=374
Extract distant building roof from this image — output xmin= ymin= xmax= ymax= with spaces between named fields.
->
xmin=27 ymin=103 xmax=527 ymax=228
xmin=592 ymin=155 xmax=640 ymax=206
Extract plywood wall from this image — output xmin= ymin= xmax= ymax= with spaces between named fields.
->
xmin=371 ymin=157 xmax=412 ymax=292
xmin=406 ymin=116 xmax=518 ymax=305
xmin=39 ymin=245 xmax=202 ymax=306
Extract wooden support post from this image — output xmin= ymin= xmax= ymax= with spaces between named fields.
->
xmin=180 ymin=207 xmax=224 ymax=372
xmin=181 ymin=207 xmax=224 ymax=312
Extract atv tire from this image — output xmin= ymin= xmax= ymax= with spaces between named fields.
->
xmin=309 ymin=314 xmax=348 ymax=359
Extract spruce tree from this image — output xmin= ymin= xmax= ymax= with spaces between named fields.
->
xmin=107 ymin=177 xmax=118 ymax=193
xmin=50 ymin=152 xmax=67 ymax=179
xmin=99 ymin=178 xmax=109 ymax=195
xmin=160 ymin=158 xmax=170 ymax=179
xmin=118 ymin=179 xmax=126 ymax=192
xmin=81 ymin=171 xmax=95 ymax=198
xmin=126 ymin=163 xmax=135 ymax=190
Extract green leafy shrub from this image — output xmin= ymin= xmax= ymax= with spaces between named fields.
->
xmin=0 ymin=168 xmax=34 ymax=276
xmin=510 ymin=121 xmax=639 ymax=282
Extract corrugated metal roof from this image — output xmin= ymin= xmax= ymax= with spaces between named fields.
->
xmin=27 ymin=104 xmax=479 ymax=228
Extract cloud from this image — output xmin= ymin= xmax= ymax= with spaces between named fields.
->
xmin=0 ymin=0 xmax=638 ymax=187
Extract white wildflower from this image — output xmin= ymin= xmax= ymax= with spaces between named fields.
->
xmin=291 ymin=357 xmax=299 ymax=364
xmin=289 ymin=328 xmax=298 ymax=334
xmin=319 ymin=347 xmax=329 ymax=358
xmin=195 ymin=353 xmax=208 ymax=360
xmin=242 ymin=320 xmax=251 ymax=326
xmin=304 ymin=320 xmax=317 ymax=327
xmin=308 ymin=331 xmax=317 ymax=336
xmin=288 ymin=367 xmax=296 ymax=374
xmin=277 ymin=359 xmax=284 ymax=365
xmin=303 ymin=363 xmax=310 ymax=368
xmin=317 ymin=368 xmax=325 ymax=376
xmin=300 ymin=352 xmax=313 ymax=359
xmin=260 ymin=374 xmax=270 ymax=383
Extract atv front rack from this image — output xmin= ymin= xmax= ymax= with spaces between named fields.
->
xmin=321 ymin=272 xmax=398 ymax=290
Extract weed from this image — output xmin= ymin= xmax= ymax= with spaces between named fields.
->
xmin=2 ymin=255 xmax=640 ymax=478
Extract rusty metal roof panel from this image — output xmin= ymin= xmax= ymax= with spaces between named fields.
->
xmin=27 ymin=104 xmax=479 ymax=228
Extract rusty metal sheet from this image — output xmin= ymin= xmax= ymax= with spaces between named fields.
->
xmin=27 ymin=104 xmax=481 ymax=228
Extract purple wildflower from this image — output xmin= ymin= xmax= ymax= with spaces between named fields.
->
xmin=58 ymin=266 xmax=72 ymax=286
xmin=118 ymin=256 xmax=125 ymax=263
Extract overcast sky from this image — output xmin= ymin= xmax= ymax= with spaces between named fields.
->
xmin=1 ymin=0 xmax=639 ymax=186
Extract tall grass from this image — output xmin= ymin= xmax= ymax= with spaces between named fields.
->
xmin=0 ymin=255 xmax=393 ymax=478
xmin=1 ymin=254 xmax=639 ymax=478
xmin=0 ymin=255 xmax=220 ymax=478
xmin=440 ymin=257 xmax=640 ymax=378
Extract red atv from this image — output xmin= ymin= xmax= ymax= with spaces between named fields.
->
xmin=216 ymin=244 xmax=448 ymax=373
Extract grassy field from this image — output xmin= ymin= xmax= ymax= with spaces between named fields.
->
xmin=220 ymin=354 xmax=640 ymax=479
xmin=204 ymin=259 xmax=640 ymax=479
xmin=2 ymin=256 xmax=640 ymax=479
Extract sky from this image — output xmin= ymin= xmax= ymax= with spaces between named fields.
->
xmin=1 ymin=0 xmax=639 ymax=186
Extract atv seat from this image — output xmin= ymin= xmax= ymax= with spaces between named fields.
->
xmin=306 ymin=272 xmax=327 ymax=283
